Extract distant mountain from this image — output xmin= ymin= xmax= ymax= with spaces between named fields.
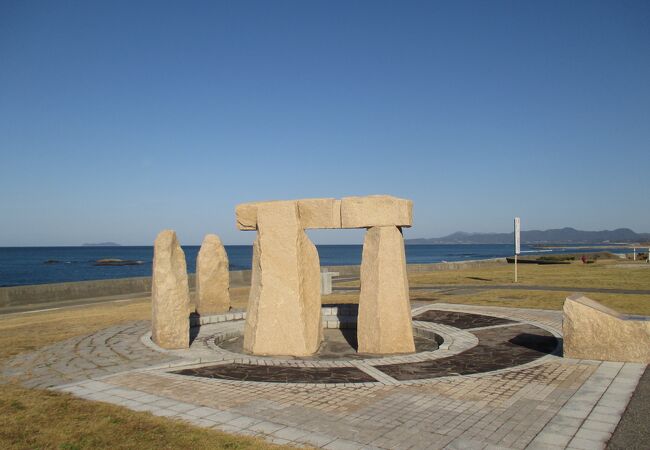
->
xmin=406 ymin=228 xmax=650 ymax=245
xmin=82 ymin=242 xmax=121 ymax=247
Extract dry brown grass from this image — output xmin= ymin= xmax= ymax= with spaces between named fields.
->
xmin=410 ymin=289 xmax=650 ymax=315
xmin=408 ymin=260 xmax=650 ymax=290
xmin=0 ymin=298 xmax=151 ymax=361
xmin=337 ymin=260 xmax=650 ymax=291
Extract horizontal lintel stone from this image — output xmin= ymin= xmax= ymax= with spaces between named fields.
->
xmin=340 ymin=195 xmax=412 ymax=228
xmin=236 ymin=198 xmax=342 ymax=230
xmin=236 ymin=195 xmax=412 ymax=230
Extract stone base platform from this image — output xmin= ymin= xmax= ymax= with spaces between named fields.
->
xmin=1 ymin=303 xmax=647 ymax=450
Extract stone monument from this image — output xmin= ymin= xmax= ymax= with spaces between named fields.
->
xmin=195 ymin=234 xmax=231 ymax=315
xmin=236 ymin=195 xmax=414 ymax=356
xmin=151 ymin=229 xmax=190 ymax=349
xmin=242 ymin=201 xmax=322 ymax=356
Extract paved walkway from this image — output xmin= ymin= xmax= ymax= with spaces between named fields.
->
xmin=1 ymin=303 xmax=647 ymax=450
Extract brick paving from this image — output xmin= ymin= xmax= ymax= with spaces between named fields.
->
xmin=1 ymin=303 xmax=647 ymax=449
xmin=0 ymin=321 xmax=176 ymax=388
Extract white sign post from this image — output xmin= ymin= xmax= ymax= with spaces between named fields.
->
xmin=514 ymin=217 xmax=521 ymax=283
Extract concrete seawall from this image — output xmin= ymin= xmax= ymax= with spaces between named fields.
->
xmin=0 ymin=258 xmax=505 ymax=309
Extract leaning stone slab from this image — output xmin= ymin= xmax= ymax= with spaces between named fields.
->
xmin=195 ymin=234 xmax=230 ymax=315
xmin=340 ymin=195 xmax=412 ymax=228
xmin=563 ymin=294 xmax=650 ymax=363
xmin=151 ymin=230 xmax=190 ymax=349
xmin=357 ymin=225 xmax=415 ymax=354
xmin=243 ymin=201 xmax=322 ymax=356
xmin=236 ymin=198 xmax=341 ymax=230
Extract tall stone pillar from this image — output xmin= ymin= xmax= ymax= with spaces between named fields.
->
xmin=196 ymin=234 xmax=231 ymax=315
xmin=357 ymin=226 xmax=415 ymax=354
xmin=151 ymin=230 xmax=190 ymax=349
xmin=243 ymin=201 xmax=322 ymax=356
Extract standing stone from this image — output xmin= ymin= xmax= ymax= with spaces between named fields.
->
xmin=151 ymin=230 xmax=190 ymax=349
xmin=195 ymin=234 xmax=231 ymax=315
xmin=358 ymin=226 xmax=415 ymax=354
xmin=243 ymin=201 xmax=322 ymax=356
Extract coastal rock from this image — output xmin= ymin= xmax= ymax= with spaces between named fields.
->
xmin=563 ymin=294 xmax=650 ymax=363
xmin=357 ymin=226 xmax=415 ymax=354
xmin=151 ymin=230 xmax=190 ymax=349
xmin=195 ymin=234 xmax=230 ymax=315
xmin=94 ymin=259 xmax=143 ymax=266
xmin=341 ymin=195 xmax=413 ymax=228
xmin=243 ymin=201 xmax=322 ymax=356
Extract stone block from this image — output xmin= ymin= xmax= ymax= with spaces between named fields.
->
xmin=563 ymin=294 xmax=650 ymax=363
xmin=236 ymin=198 xmax=342 ymax=230
xmin=243 ymin=201 xmax=322 ymax=356
xmin=297 ymin=198 xmax=341 ymax=228
xmin=151 ymin=230 xmax=190 ymax=349
xmin=320 ymin=271 xmax=340 ymax=295
xmin=235 ymin=201 xmax=262 ymax=231
xmin=340 ymin=195 xmax=412 ymax=228
xmin=195 ymin=234 xmax=230 ymax=315
xmin=357 ymin=225 xmax=415 ymax=354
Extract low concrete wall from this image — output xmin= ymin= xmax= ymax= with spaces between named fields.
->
xmin=0 ymin=271 xmax=249 ymax=309
xmin=0 ymin=258 xmax=504 ymax=309
xmin=1 ymin=277 xmax=147 ymax=309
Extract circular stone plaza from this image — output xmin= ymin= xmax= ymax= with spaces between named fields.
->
xmin=2 ymin=296 xmax=647 ymax=450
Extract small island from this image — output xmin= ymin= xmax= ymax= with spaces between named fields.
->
xmin=82 ymin=242 xmax=121 ymax=247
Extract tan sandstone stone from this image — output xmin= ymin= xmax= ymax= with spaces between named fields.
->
xmin=195 ymin=234 xmax=230 ymax=315
xmin=236 ymin=198 xmax=342 ymax=230
xmin=340 ymin=195 xmax=413 ymax=228
xmin=151 ymin=230 xmax=190 ymax=349
xmin=357 ymin=226 xmax=415 ymax=354
xmin=297 ymin=198 xmax=342 ymax=229
xmin=235 ymin=202 xmax=261 ymax=230
xmin=243 ymin=201 xmax=322 ymax=356
xmin=563 ymin=294 xmax=650 ymax=363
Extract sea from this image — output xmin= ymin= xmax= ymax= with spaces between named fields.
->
xmin=0 ymin=244 xmax=635 ymax=287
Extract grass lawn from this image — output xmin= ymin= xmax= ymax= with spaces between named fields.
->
xmin=337 ymin=260 xmax=650 ymax=291
xmin=410 ymin=290 xmax=650 ymax=315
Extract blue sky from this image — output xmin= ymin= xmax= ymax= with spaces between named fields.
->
xmin=1 ymin=1 xmax=649 ymax=246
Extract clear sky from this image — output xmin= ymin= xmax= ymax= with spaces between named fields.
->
xmin=1 ymin=1 xmax=649 ymax=246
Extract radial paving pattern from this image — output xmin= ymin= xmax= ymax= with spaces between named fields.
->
xmin=170 ymin=309 xmax=558 ymax=384
xmin=3 ymin=303 xmax=645 ymax=450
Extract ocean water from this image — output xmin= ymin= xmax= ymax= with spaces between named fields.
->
xmin=0 ymin=244 xmax=633 ymax=287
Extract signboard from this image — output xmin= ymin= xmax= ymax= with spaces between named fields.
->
xmin=514 ymin=217 xmax=521 ymax=255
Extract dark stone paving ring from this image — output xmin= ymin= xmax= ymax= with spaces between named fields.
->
xmin=172 ymin=310 xmax=559 ymax=384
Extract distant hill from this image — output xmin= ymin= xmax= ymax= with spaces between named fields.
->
xmin=406 ymin=228 xmax=650 ymax=245
xmin=82 ymin=242 xmax=121 ymax=247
